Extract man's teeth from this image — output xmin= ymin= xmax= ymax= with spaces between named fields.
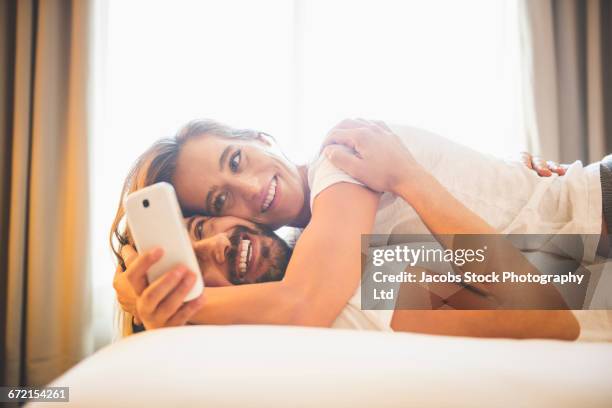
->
xmin=239 ymin=239 xmax=252 ymax=276
xmin=262 ymin=177 xmax=277 ymax=212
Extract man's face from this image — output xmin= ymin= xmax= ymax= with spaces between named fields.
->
xmin=186 ymin=215 xmax=291 ymax=286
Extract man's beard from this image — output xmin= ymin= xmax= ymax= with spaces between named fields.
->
xmin=227 ymin=226 xmax=292 ymax=285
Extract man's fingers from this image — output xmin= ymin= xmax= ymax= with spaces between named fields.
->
xmin=166 ymin=295 xmax=205 ymax=327
xmin=139 ymin=266 xmax=187 ymax=317
xmin=521 ymin=152 xmax=566 ymax=176
xmin=155 ymin=272 xmax=198 ymax=322
xmin=546 ymin=160 xmax=566 ymax=175
xmin=323 ymin=145 xmax=363 ymax=180
xmin=520 ymin=152 xmax=533 ymax=169
xmin=114 ymin=264 xmax=124 ymax=283
xmin=125 ymin=247 xmax=164 ymax=295
xmin=121 ymin=245 xmax=139 ymax=268
xmin=531 ymin=155 xmax=553 ymax=176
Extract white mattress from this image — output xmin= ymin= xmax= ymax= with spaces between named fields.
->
xmin=30 ymin=326 xmax=612 ymax=407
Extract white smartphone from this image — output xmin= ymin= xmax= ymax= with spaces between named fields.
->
xmin=125 ymin=182 xmax=203 ymax=301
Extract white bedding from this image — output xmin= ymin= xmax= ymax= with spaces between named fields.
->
xmin=30 ymin=325 xmax=612 ymax=407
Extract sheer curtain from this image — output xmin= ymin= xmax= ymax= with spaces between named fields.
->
xmin=519 ymin=0 xmax=611 ymax=163
xmin=91 ymin=0 xmax=525 ymax=345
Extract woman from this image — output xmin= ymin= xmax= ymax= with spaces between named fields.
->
xmin=112 ymin=118 xmax=602 ymax=338
xmin=112 ymin=120 xmax=379 ymax=335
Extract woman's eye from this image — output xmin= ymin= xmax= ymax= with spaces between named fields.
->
xmin=229 ymin=150 xmax=241 ymax=172
xmin=213 ymin=193 xmax=227 ymax=214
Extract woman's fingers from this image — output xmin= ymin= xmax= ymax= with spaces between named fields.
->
xmin=371 ymin=119 xmax=392 ymax=132
xmin=322 ymin=128 xmax=365 ymax=152
xmin=125 ymin=247 xmax=164 ymax=295
xmin=321 ymin=119 xmax=390 ymax=154
xmin=332 ymin=118 xmax=365 ymax=130
xmin=166 ymin=295 xmax=205 ymax=327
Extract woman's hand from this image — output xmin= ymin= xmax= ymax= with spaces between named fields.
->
xmin=321 ymin=118 xmax=424 ymax=194
xmin=120 ymin=245 xmax=205 ymax=330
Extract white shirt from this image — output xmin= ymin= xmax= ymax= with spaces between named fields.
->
xmin=307 ymin=125 xmax=603 ymax=330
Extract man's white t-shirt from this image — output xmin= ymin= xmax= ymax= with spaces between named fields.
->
xmin=307 ymin=125 xmax=603 ymax=331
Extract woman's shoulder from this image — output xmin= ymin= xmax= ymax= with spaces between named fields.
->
xmin=307 ymin=147 xmax=364 ymax=210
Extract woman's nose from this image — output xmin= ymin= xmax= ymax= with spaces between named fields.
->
xmin=236 ymin=175 xmax=262 ymax=203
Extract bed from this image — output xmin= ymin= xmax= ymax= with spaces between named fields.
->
xmin=29 ymin=325 xmax=612 ymax=407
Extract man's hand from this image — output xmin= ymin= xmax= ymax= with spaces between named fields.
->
xmin=113 ymin=245 xmax=141 ymax=324
xmin=119 ymin=245 xmax=205 ymax=330
xmin=519 ymin=152 xmax=567 ymax=176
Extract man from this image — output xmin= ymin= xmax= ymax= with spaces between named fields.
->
xmin=114 ymin=150 xmax=580 ymax=336
xmin=185 ymin=215 xmax=292 ymax=286
xmin=115 ymin=215 xmax=293 ymax=331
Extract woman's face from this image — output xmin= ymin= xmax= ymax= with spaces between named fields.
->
xmin=172 ymin=133 xmax=305 ymax=229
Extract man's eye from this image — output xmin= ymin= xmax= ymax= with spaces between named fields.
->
xmin=196 ymin=220 xmax=204 ymax=240
xmin=229 ymin=150 xmax=241 ymax=172
xmin=213 ymin=193 xmax=227 ymax=214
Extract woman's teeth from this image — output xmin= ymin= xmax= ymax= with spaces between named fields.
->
xmin=239 ymin=239 xmax=252 ymax=276
xmin=261 ymin=177 xmax=277 ymax=212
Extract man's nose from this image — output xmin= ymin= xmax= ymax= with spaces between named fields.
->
xmin=211 ymin=234 xmax=231 ymax=264
xmin=195 ymin=234 xmax=231 ymax=264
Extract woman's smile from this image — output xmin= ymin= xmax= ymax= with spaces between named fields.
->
xmin=260 ymin=175 xmax=279 ymax=213
xmin=173 ymin=131 xmax=307 ymax=228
